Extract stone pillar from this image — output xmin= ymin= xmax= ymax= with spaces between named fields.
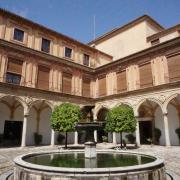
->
xmin=135 ymin=119 xmax=140 ymax=147
xmin=51 ymin=129 xmax=55 ymax=146
xmin=74 ymin=131 xmax=78 ymax=145
xmin=21 ymin=109 xmax=29 ymax=147
xmin=163 ymin=113 xmax=171 ymax=146
xmin=94 ymin=130 xmax=97 ymax=143
xmin=0 ymin=54 xmax=8 ymax=82
xmin=112 ymin=132 xmax=117 ymax=144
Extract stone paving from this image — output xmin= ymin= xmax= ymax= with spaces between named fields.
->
xmin=0 ymin=144 xmax=179 ymax=178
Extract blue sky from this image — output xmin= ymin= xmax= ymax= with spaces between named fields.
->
xmin=0 ymin=0 xmax=180 ymax=43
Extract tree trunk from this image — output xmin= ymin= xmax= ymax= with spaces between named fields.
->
xmin=120 ymin=132 xmax=123 ymax=149
xmin=65 ymin=132 xmax=68 ymax=149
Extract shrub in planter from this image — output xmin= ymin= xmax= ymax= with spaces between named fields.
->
xmin=154 ymin=128 xmax=161 ymax=144
xmin=175 ymin=127 xmax=180 ymax=142
xmin=125 ymin=134 xmax=136 ymax=144
xmin=102 ymin=136 xmax=108 ymax=143
xmin=0 ymin=134 xmax=3 ymax=144
xmin=34 ymin=132 xmax=42 ymax=145
xmin=57 ymin=133 xmax=65 ymax=144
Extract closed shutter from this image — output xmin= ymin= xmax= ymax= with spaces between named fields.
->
xmin=139 ymin=63 xmax=153 ymax=88
xmin=98 ymin=76 xmax=106 ymax=97
xmin=7 ymin=58 xmax=23 ymax=74
xmin=167 ymin=54 xmax=180 ymax=82
xmin=117 ymin=71 xmax=127 ymax=92
xmin=82 ymin=78 xmax=91 ymax=97
xmin=37 ymin=66 xmax=49 ymax=90
xmin=62 ymin=72 xmax=72 ymax=94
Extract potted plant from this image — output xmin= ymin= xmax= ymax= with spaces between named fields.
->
xmin=34 ymin=132 xmax=42 ymax=145
xmin=57 ymin=133 xmax=65 ymax=145
xmin=102 ymin=136 xmax=108 ymax=143
xmin=175 ymin=127 xmax=180 ymax=144
xmin=125 ymin=134 xmax=136 ymax=144
xmin=154 ymin=128 xmax=161 ymax=145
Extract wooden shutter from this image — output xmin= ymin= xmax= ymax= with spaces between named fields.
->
xmin=37 ymin=66 xmax=49 ymax=90
xmin=167 ymin=54 xmax=180 ymax=82
xmin=139 ymin=63 xmax=153 ymax=88
xmin=98 ymin=76 xmax=106 ymax=97
xmin=62 ymin=72 xmax=72 ymax=94
xmin=7 ymin=58 xmax=23 ymax=74
xmin=82 ymin=78 xmax=91 ymax=97
xmin=117 ymin=71 xmax=127 ymax=92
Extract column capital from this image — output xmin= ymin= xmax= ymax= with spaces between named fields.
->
xmin=163 ymin=112 xmax=168 ymax=116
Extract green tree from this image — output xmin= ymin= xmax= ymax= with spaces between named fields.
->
xmin=105 ymin=105 xmax=136 ymax=148
xmin=51 ymin=103 xmax=82 ymax=148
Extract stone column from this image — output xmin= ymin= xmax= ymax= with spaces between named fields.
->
xmin=51 ymin=129 xmax=55 ymax=146
xmin=94 ymin=130 xmax=97 ymax=143
xmin=21 ymin=109 xmax=29 ymax=147
xmin=135 ymin=119 xmax=140 ymax=147
xmin=112 ymin=132 xmax=117 ymax=144
xmin=163 ymin=113 xmax=171 ymax=146
xmin=74 ymin=131 xmax=78 ymax=145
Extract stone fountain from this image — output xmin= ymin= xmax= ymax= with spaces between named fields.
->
xmin=13 ymin=107 xmax=167 ymax=180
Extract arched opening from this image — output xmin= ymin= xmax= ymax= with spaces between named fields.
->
xmin=0 ymin=96 xmax=24 ymax=147
xmin=137 ymin=99 xmax=164 ymax=145
xmin=97 ymin=107 xmax=108 ymax=122
xmin=96 ymin=107 xmax=109 ymax=143
xmin=78 ymin=106 xmax=94 ymax=144
xmin=166 ymin=95 xmax=180 ymax=145
xmin=27 ymin=101 xmax=52 ymax=146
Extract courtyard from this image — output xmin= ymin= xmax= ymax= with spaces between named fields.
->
xmin=0 ymin=145 xmax=180 ymax=179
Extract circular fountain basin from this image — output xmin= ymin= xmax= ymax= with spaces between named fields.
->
xmin=14 ymin=150 xmax=166 ymax=180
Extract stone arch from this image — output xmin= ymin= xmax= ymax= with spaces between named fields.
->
xmin=29 ymin=99 xmax=54 ymax=110
xmin=135 ymin=97 xmax=165 ymax=145
xmin=163 ymin=94 xmax=180 ymax=145
xmin=135 ymin=97 xmax=164 ymax=116
xmin=96 ymin=107 xmax=109 ymax=122
xmin=0 ymin=95 xmax=26 ymax=147
xmin=94 ymin=104 xmax=109 ymax=118
xmin=115 ymin=102 xmax=134 ymax=109
xmin=163 ymin=93 xmax=179 ymax=112
xmin=0 ymin=95 xmax=28 ymax=111
xmin=27 ymin=99 xmax=53 ymax=145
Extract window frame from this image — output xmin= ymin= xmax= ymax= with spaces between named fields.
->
xmin=64 ymin=46 xmax=73 ymax=59
xmin=6 ymin=72 xmax=21 ymax=85
xmin=11 ymin=25 xmax=28 ymax=45
xmin=13 ymin=28 xmax=24 ymax=42
xmin=41 ymin=37 xmax=51 ymax=54
xmin=83 ymin=54 xmax=90 ymax=66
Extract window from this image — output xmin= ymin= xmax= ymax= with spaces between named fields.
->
xmin=98 ymin=76 xmax=106 ymax=97
xmin=82 ymin=78 xmax=91 ymax=97
xmin=65 ymin=47 xmax=72 ymax=58
xmin=37 ymin=66 xmax=50 ymax=90
xmin=117 ymin=71 xmax=127 ymax=92
xmin=6 ymin=72 xmax=21 ymax=85
xmin=13 ymin=28 xmax=24 ymax=42
xmin=167 ymin=54 xmax=180 ymax=82
xmin=41 ymin=38 xmax=50 ymax=53
xmin=6 ymin=58 xmax=23 ymax=85
xmin=62 ymin=72 xmax=72 ymax=94
xmin=151 ymin=39 xmax=160 ymax=46
xmin=83 ymin=54 xmax=90 ymax=66
xmin=139 ymin=63 xmax=153 ymax=88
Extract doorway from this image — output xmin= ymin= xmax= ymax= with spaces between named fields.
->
xmin=3 ymin=120 xmax=23 ymax=146
xmin=139 ymin=121 xmax=152 ymax=144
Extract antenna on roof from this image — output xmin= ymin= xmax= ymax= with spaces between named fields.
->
xmin=93 ymin=15 xmax=96 ymax=41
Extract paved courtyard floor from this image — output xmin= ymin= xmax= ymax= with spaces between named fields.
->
xmin=0 ymin=144 xmax=179 ymax=178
